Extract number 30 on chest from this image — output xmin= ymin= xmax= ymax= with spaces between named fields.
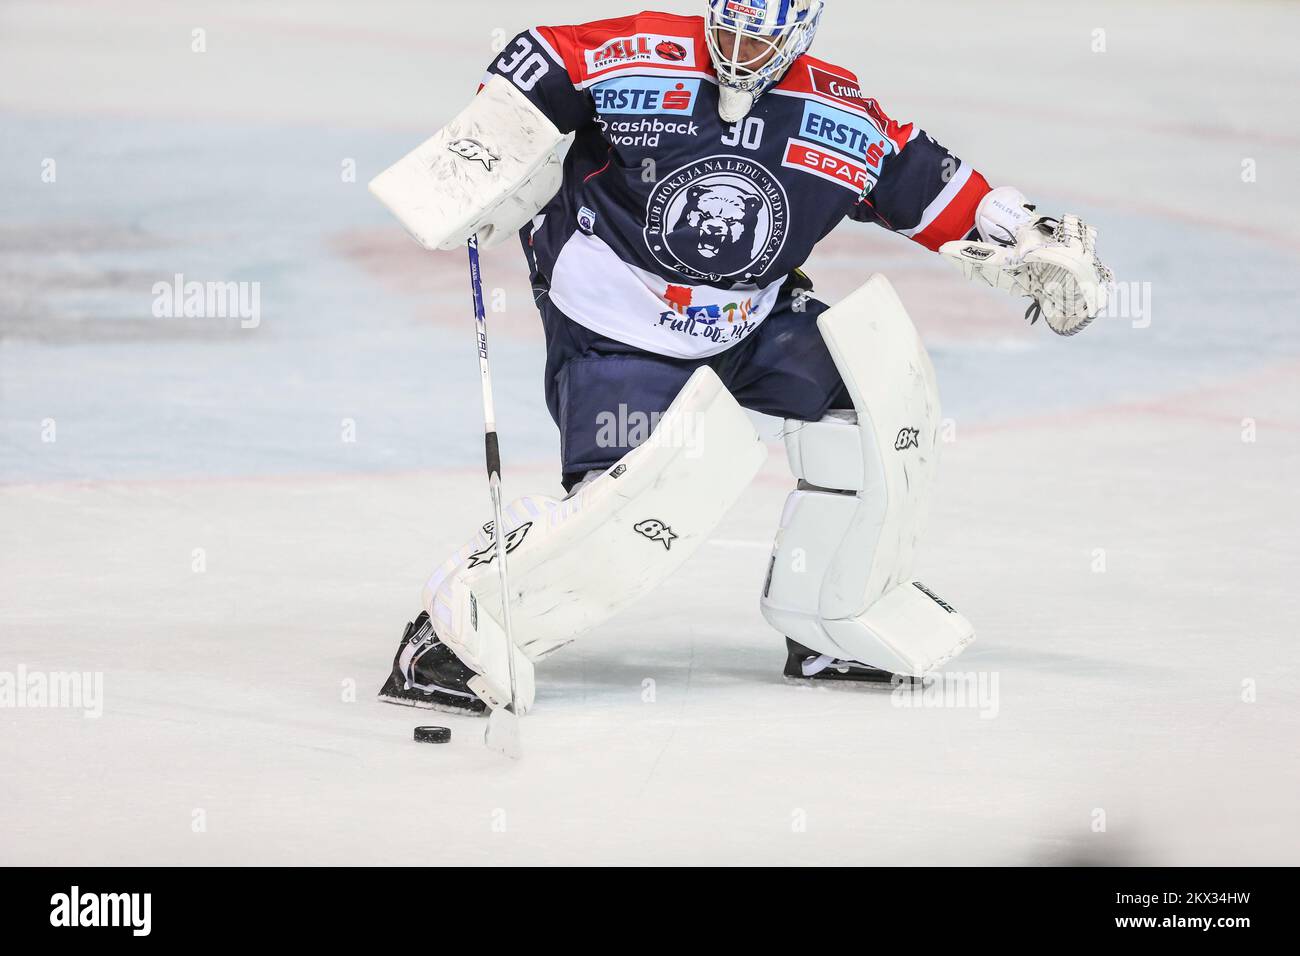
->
xmin=721 ymin=117 xmax=765 ymax=150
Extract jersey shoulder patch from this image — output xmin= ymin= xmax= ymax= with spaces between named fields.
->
xmin=543 ymin=13 xmax=710 ymax=88
xmin=775 ymin=56 xmax=867 ymax=111
xmin=775 ymin=56 xmax=913 ymax=152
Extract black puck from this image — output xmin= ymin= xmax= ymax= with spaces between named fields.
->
xmin=413 ymin=725 xmax=451 ymax=744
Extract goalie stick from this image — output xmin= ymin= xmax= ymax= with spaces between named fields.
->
xmin=465 ymin=236 xmax=523 ymax=759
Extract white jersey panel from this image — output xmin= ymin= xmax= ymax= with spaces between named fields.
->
xmin=548 ymin=231 xmax=785 ymax=359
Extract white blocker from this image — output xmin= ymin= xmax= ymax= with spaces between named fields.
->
xmin=368 ymin=75 xmax=571 ymax=251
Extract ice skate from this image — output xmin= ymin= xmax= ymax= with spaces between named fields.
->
xmin=782 ymin=637 xmax=919 ymax=685
xmin=377 ymin=611 xmax=487 ymax=716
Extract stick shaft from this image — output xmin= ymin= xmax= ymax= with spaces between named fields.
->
xmin=466 ymin=237 xmax=520 ymax=715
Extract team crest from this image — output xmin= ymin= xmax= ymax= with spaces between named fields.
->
xmin=643 ymin=155 xmax=789 ymax=282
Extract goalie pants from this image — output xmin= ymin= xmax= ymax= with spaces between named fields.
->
xmin=534 ymin=273 xmax=851 ymax=489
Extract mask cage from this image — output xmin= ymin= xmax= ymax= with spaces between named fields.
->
xmin=705 ymin=0 xmax=823 ymax=96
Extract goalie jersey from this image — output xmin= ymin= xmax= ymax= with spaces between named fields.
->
xmin=484 ymin=10 xmax=992 ymax=359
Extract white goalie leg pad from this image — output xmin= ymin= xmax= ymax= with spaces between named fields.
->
xmin=426 ymin=366 xmax=767 ymax=712
xmin=760 ymin=276 xmax=975 ymax=676
xmin=368 ymin=75 xmax=571 ymax=251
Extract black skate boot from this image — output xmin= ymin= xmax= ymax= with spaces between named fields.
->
xmin=782 ymin=637 xmax=918 ymax=685
xmin=377 ymin=611 xmax=487 ymax=715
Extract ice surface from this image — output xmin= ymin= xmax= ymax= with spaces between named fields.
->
xmin=1 ymin=0 xmax=1297 ymax=865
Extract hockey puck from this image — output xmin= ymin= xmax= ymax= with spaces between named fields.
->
xmin=413 ymin=725 xmax=451 ymax=744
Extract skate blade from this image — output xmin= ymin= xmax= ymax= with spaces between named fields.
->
xmin=484 ymin=708 xmax=522 ymax=760
xmin=376 ymin=691 xmax=486 ymax=717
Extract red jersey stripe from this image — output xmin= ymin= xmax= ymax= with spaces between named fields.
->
xmin=912 ymin=170 xmax=992 ymax=251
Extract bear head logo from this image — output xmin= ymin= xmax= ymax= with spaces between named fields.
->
xmin=676 ymin=183 xmax=763 ymax=273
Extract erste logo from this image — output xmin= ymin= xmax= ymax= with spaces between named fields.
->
xmin=797 ymin=102 xmax=892 ymax=170
xmin=592 ymin=77 xmax=701 ymax=114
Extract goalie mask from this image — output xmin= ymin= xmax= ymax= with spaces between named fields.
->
xmin=706 ymin=0 xmax=825 ymax=122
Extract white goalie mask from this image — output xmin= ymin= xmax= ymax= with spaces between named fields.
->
xmin=706 ymin=0 xmax=825 ymax=122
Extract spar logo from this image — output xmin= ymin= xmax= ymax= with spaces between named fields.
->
xmin=783 ymin=138 xmax=875 ymax=193
xmin=644 ymin=155 xmax=789 ymax=282
xmin=592 ymin=76 xmax=700 ymax=114
xmin=585 ymin=33 xmax=697 ymax=73
xmin=725 ymin=0 xmax=768 ymax=17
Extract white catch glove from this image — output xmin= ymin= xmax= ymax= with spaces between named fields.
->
xmin=940 ymin=186 xmax=1113 ymax=336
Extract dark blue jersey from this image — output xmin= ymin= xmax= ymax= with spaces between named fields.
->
xmin=484 ymin=10 xmax=991 ymax=358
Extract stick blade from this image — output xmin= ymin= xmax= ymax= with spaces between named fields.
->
xmin=484 ymin=708 xmax=522 ymax=760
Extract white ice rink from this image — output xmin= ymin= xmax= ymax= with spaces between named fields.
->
xmin=2 ymin=0 xmax=1297 ymax=865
